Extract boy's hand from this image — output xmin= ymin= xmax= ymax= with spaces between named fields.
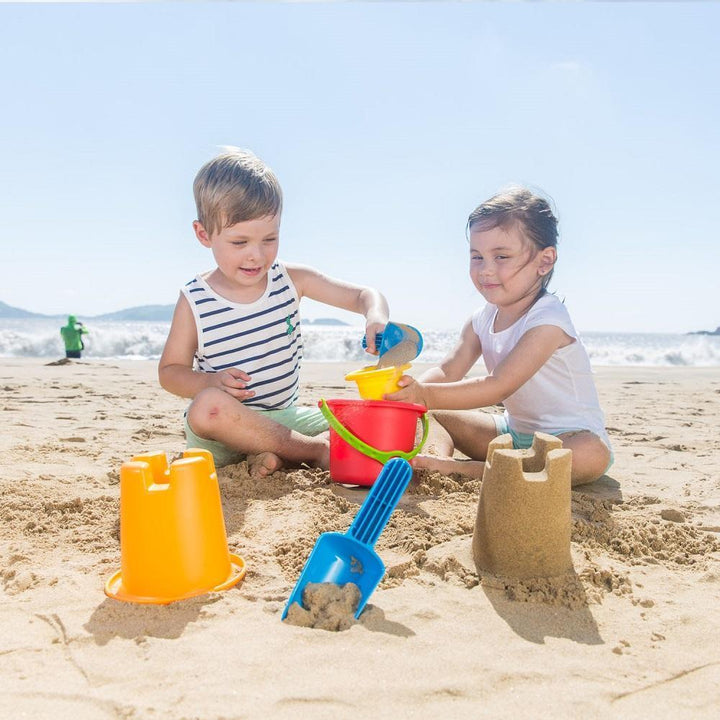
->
xmin=363 ymin=321 xmax=386 ymax=355
xmin=385 ymin=374 xmax=427 ymax=406
xmin=210 ymin=368 xmax=255 ymax=401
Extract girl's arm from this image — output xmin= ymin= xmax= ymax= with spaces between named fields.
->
xmin=417 ymin=319 xmax=483 ymax=384
xmin=158 ymin=295 xmax=254 ymax=400
xmin=391 ymin=324 xmax=571 ymax=410
xmin=287 ymin=264 xmax=389 ymax=353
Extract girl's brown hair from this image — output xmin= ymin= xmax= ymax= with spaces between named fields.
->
xmin=467 ymin=187 xmax=558 ymax=289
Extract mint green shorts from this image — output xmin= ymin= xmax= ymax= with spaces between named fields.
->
xmin=183 ymin=404 xmax=329 ymax=468
xmin=492 ymin=414 xmax=614 ymax=473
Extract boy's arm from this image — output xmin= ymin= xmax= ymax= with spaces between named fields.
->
xmin=287 ymin=264 xmax=389 ymax=353
xmin=158 ymin=295 xmax=254 ymax=400
xmin=391 ymin=324 xmax=570 ymax=410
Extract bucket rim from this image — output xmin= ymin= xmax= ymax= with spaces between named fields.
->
xmin=344 ymin=363 xmax=411 ymax=381
xmin=322 ymin=398 xmax=427 ymax=414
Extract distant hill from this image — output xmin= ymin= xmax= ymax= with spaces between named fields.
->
xmin=0 ymin=300 xmax=57 ymax=319
xmin=0 ymin=300 xmax=175 ymax=321
xmin=688 ymin=326 xmax=720 ymax=336
xmin=0 ymin=300 xmax=350 ymax=325
xmin=93 ymin=305 xmax=176 ymax=321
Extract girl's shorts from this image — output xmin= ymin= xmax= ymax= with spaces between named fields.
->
xmin=183 ymin=404 xmax=329 ymax=468
xmin=491 ymin=414 xmax=614 ymax=474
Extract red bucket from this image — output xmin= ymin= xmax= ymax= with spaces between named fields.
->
xmin=320 ymin=399 xmax=428 ymax=486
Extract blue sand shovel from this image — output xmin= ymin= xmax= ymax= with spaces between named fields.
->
xmin=362 ymin=322 xmax=423 ymax=368
xmin=282 ymin=457 xmax=413 ymax=620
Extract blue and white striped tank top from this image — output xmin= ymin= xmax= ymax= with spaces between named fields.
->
xmin=181 ymin=262 xmax=302 ymax=410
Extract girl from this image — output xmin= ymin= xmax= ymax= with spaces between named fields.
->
xmin=388 ymin=187 xmax=611 ymax=486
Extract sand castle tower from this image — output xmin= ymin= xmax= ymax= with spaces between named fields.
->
xmin=472 ymin=433 xmax=573 ymax=579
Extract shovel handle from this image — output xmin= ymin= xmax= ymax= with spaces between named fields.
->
xmin=347 ymin=457 xmax=413 ymax=547
xmin=319 ymin=399 xmax=429 ymax=465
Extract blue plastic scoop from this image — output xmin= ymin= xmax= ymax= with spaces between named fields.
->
xmin=281 ymin=457 xmax=413 ymax=620
xmin=362 ymin=322 xmax=423 ymax=368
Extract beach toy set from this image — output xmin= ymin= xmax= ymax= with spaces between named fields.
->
xmin=103 ymin=352 xmax=575 ymax=620
xmin=103 ymin=322 xmax=422 ymax=612
xmin=109 ymin=322 xmax=573 ymax=621
xmin=283 ymin=322 xmax=427 ymax=618
xmin=105 ymin=449 xmax=245 ymax=604
xmin=324 ymin=321 xmax=427 ymax=487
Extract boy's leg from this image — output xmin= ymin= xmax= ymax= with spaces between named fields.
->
xmin=412 ymin=410 xmax=498 ymax=477
xmin=186 ymin=388 xmax=329 ymax=475
xmin=557 ymin=431 xmax=612 ymax=486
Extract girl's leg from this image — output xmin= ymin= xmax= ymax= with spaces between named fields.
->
xmin=413 ymin=410 xmax=499 ymax=477
xmin=557 ymin=431 xmax=611 ymax=486
xmin=434 ymin=409 xmax=500 ymax=460
xmin=421 ymin=414 xmax=455 ymax=456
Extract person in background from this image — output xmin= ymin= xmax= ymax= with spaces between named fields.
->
xmin=159 ymin=147 xmax=389 ymax=477
xmin=60 ymin=315 xmax=89 ymax=359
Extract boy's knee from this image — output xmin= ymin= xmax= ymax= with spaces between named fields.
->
xmin=187 ymin=388 xmax=230 ymax=439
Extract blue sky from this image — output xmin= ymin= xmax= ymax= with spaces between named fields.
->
xmin=1 ymin=1 xmax=718 ymax=334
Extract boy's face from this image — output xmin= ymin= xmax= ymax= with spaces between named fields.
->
xmin=194 ymin=214 xmax=280 ymax=295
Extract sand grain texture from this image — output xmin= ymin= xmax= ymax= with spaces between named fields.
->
xmin=1 ymin=359 xmax=720 ymax=719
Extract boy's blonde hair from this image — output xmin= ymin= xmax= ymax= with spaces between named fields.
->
xmin=193 ymin=147 xmax=283 ymax=237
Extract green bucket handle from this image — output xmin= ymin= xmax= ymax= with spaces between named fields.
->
xmin=319 ymin=398 xmax=429 ymax=465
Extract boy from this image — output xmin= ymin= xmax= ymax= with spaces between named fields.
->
xmin=159 ymin=148 xmax=389 ymax=477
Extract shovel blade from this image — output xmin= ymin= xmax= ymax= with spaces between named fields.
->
xmin=282 ymin=532 xmax=385 ymax=620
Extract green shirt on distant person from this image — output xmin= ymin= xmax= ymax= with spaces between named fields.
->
xmin=60 ymin=315 xmax=88 ymax=355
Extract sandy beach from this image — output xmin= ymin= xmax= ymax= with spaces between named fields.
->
xmin=1 ymin=358 xmax=719 ymax=719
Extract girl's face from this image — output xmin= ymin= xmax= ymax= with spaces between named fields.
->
xmin=469 ymin=223 xmax=555 ymax=309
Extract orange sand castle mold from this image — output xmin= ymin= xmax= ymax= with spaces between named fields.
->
xmin=472 ymin=433 xmax=573 ymax=579
xmin=105 ymin=448 xmax=246 ymax=604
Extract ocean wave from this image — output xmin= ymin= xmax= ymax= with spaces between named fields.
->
xmin=581 ymin=331 xmax=720 ymax=367
xmin=0 ymin=319 xmax=170 ymax=360
xmin=1 ymin=319 xmax=719 ymax=367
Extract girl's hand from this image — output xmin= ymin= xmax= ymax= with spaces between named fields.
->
xmin=385 ymin=374 xmax=427 ymax=406
xmin=210 ymin=368 xmax=255 ymax=401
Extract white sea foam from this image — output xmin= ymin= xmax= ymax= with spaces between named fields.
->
xmin=0 ymin=319 xmax=170 ymax=361
xmin=1 ymin=318 xmax=719 ymax=367
xmin=581 ymin=331 xmax=720 ymax=367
